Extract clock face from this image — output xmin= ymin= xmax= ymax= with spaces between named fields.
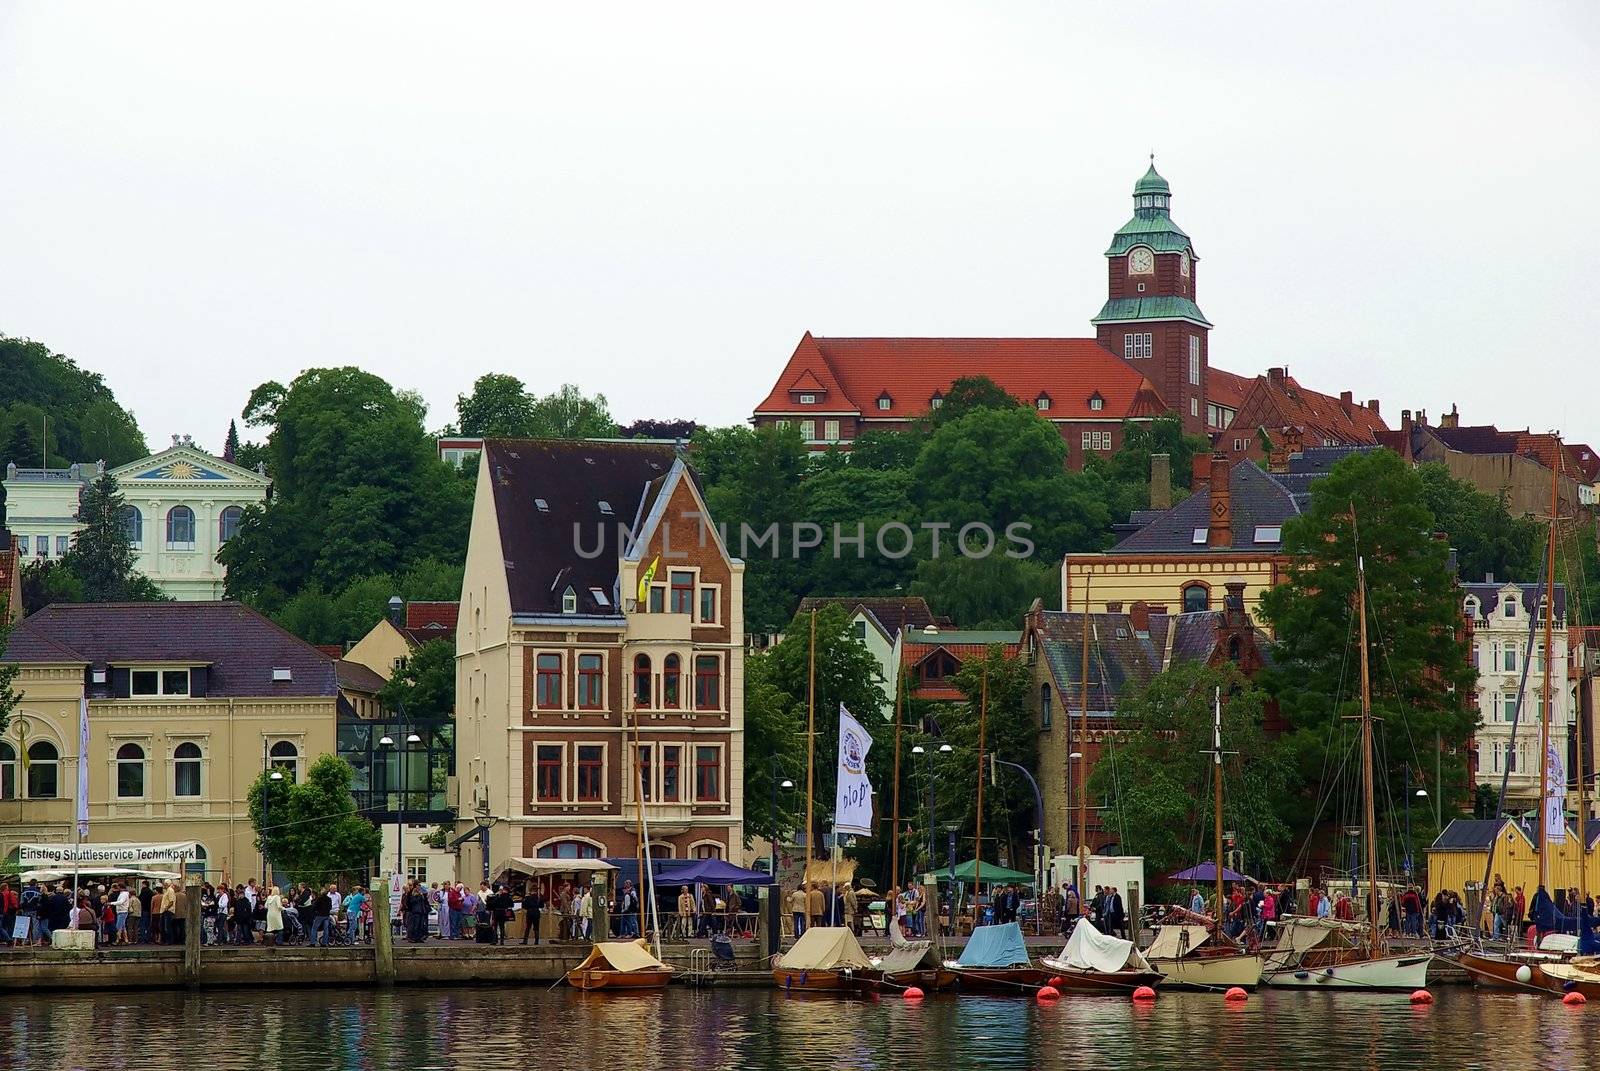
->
xmin=1180 ymin=251 xmax=1191 ymax=277
xmin=1129 ymin=248 xmax=1154 ymax=274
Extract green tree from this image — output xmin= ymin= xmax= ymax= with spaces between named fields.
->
xmin=4 ymin=417 xmax=40 ymax=469
xmin=1258 ymin=449 xmax=1477 ymax=842
xmin=942 ymin=649 xmax=1039 ymax=871
xmin=526 ymin=384 xmax=618 ymax=439
xmin=223 ymin=419 xmax=240 ymax=463
xmin=0 ymin=591 xmax=20 ymax=735
xmin=798 ymin=465 xmax=916 ymax=596
xmin=1416 ymin=462 xmax=1541 ymax=583
xmin=847 ymin=429 xmax=923 ymax=471
xmin=378 ymin=638 xmax=455 ymax=718
xmin=911 ymin=405 xmax=1111 ymax=560
xmin=742 ymin=654 xmax=808 ymax=849
xmin=0 ymin=335 xmax=147 ymax=467
xmin=909 ymin=555 xmax=1056 ymax=630
xmin=759 ymin=605 xmax=886 ymax=852
xmin=921 ymin=375 xmax=1020 ymax=429
xmin=1087 ymin=662 xmax=1294 ymax=879
xmin=455 ymin=373 xmax=538 ymax=436
xmin=1085 ymin=415 xmax=1210 ymax=523
xmin=61 ymin=473 xmax=167 ymax=603
xmin=247 ymin=755 xmax=382 ymax=884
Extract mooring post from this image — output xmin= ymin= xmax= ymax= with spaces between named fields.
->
xmin=183 ymin=878 xmax=202 ymax=987
xmin=373 ymin=879 xmax=396 ymax=986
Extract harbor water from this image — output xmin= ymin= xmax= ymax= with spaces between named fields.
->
xmin=4 ymin=985 xmax=1594 ymax=1071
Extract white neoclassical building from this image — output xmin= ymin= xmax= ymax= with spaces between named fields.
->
xmin=1465 ymin=579 xmax=1573 ymax=808
xmin=2 ymin=435 xmax=271 ymax=601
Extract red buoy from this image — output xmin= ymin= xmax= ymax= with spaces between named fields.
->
xmin=1036 ymin=985 xmax=1061 ymax=1002
xmin=1224 ymin=987 xmax=1248 ymax=1002
xmin=1564 ymin=991 xmax=1587 ymax=1006
xmin=902 ymin=987 xmax=925 ymax=1001
xmin=1409 ymin=990 xmax=1433 ymax=1005
xmin=1131 ymin=986 xmax=1157 ymax=1002
xmin=1049 ymin=976 xmax=1064 ymax=987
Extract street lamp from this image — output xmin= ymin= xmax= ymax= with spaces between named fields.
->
xmin=768 ymin=753 xmax=794 ymax=877
xmin=909 ymin=742 xmax=953 ymax=884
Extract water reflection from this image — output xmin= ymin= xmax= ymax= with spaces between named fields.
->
xmin=5 ymin=986 xmax=1594 ymax=1071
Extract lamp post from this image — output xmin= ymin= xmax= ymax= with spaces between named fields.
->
xmin=910 ymin=741 xmax=953 ymax=878
xmin=991 ymin=755 xmax=1045 ymax=932
xmin=1066 ymin=751 xmax=1082 ymax=888
xmin=261 ymin=739 xmax=284 ymax=887
xmin=379 ymin=724 xmax=424 ymax=881
xmin=768 ymin=753 xmax=794 ymax=877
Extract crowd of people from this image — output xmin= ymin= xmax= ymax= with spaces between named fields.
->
xmin=3 ymin=877 xmax=193 ymax=947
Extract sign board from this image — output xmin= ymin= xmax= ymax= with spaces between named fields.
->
xmin=16 ymin=842 xmax=200 ymax=868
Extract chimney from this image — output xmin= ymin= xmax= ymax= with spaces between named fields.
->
xmin=1192 ymin=453 xmax=1212 ymax=490
xmin=1367 ymin=399 xmax=1380 ymax=417
xmin=1441 ymin=403 xmax=1460 ymax=430
xmin=1129 ymin=601 xmax=1151 ymax=634
xmin=1104 ymin=600 xmax=1124 ymax=614
xmin=1340 ymin=390 xmax=1353 ymax=411
xmin=1207 ymin=453 xmax=1232 ymax=548
xmin=1485 ymin=572 xmax=1495 ymax=585
xmin=1224 ymin=580 xmax=1247 ymax=615
xmin=1150 ymin=453 xmax=1172 ymax=510
xmin=1267 ymin=367 xmax=1288 ymax=384
xmin=387 ymin=594 xmax=404 ymax=627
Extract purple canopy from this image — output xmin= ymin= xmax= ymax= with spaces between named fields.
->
xmin=1167 ymin=861 xmax=1251 ymax=883
xmin=660 ymin=857 xmax=774 ymax=886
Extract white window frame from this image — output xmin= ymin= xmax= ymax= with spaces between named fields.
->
xmin=1189 ymin=337 xmax=1201 ymax=385
xmin=877 ymin=396 xmax=892 ymax=411
xmin=173 ymin=740 xmax=205 ymax=798
xmin=130 ymin=667 xmax=191 ymax=698
xmin=697 ymin=583 xmax=721 ymax=625
xmin=692 ymin=742 xmax=726 ymax=803
xmin=823 ymin=418 xmax=840 ymax=442
xmin=113 ymin=740 xmax=149 ymax=800
xmin=800 ymin=419 xmax=816 ymax=442
xmin=798 ymin=393 xmax=816 ymax=405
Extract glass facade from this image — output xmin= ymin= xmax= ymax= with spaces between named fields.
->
xmin=337 ymin=716 xmax=455 ymax=823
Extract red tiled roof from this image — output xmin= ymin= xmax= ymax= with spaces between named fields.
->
xmin=405 ymin=601 xmax=459 ymax=633
xmin=1206 ymin=367 xmax=1253 ymax=413
xmin=1245 ymin=371 xmax=1389 ymax=445
xmin=753 ymin=334 xmax=1168 ymax=422
xmin=1568 ymin=444 xmax=1600 ymax=483
xmin=314 ymin=644 xmax=345 ymax=658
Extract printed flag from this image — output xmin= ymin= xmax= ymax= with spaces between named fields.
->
xmin=1546 ymin=737 xmax=1566 ymax=844
xmin=636 ymin=555 xmax=660 ymax=603
xmin=76 ymin=697 xmax=90 ymax=839
xmin=834 ymin=703 xmax=874 ymax=836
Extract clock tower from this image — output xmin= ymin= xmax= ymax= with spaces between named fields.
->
xmin=1092 ymin=160 xmax=1211 ymax=434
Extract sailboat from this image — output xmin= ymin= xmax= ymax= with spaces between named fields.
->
xmin=772 ymin=926 xmax=879 ymax=992
xmin=1040 ymin=918 xmax=1165 ymax=993
xmin=1145 ymin=688 xmax=1265 ymax=989
xmin=947 ymin=920 xmax=1050 ymax=992
xmin=566 ymin=939 xmax=675 ymax=990
xmin=1261 ymin=538 xmax=1434 ymax=989
xmin=1454 ymin=440 xmax=1597 ymax=994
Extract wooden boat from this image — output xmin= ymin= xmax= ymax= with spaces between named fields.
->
xmin=1144 ymin=921 xmax=1263 ymax=990
xmin=1039 ymin=918 xmax=1165 ymax=993
xmin=772 ymin=926 xmax=879 ymax=993
xmin=565 ymin=939 xmax=674 ymax=990
xmin=949 ymin=922 xmax=1048 ymax=993
xmin=1261 ymin=917 xmax=1432 ymax=989
xmin=1262 ymin=546 xmax=1431 ymax=991
xmin=1454 ymin=934 xmax=1583 ymax=992
xmin=870 ymin=939 xmax=957 ymax=992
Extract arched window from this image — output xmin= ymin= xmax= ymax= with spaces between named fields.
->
xmin=116 ymin=742 xmax=146 ymax=798
xmin=535 ymin=839 xmax=602 ymax=859
xmin=175 ymin=742 xmax=203 ymax=797
xmin=691 ymin=842 xmax=723 ymax=860
xmin=121 ymin=505 xmax=143 ymax=546
xmin=269 ymin=740 xmax=299 ymax=783
xmin=218 ymin=505 xmax=244 ymax=542
xmin=662 ymin=655 xmax=681 ymax=709
xmin=1463 ymin=596 xmax=1480 ymax=619
xmin=1228 ymin=636 xmax=1242 ymax=662
xmin=166 ymin=505 xmax=196 ymax=547
xmin=1182 ymin=583 xmax=1210 ymax=613
xmin=1040 ymin=683 xmax=1053 ymax=730
xmin=27 ymin=741 xmax=59 ymax=799
xmin=633 ymin=654 xmax=652 ymax=708
xmin=0 ymin=742 xmax=14 ymax=800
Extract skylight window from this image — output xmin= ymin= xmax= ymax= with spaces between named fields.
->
xmin=1192 ymin=528 xmax=1208 ymax=545
xmin=1253 ymin=526 xmax=1281 ymax=543
xmin=534 ymin=498 xmax=549 ymax=512
xmin=591 ymin=587 xmax=611 ymax=607
xmin=598 ymin=501 xmax=613 ymax=515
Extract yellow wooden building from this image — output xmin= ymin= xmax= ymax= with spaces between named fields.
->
xmin=1427 ymin=818 xmax=1600 ymax=899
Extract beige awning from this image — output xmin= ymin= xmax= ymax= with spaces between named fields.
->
xmin=802 ymin=858 xmax=858 ymax=885
xmin=493 ymin=857 xmax=619 ymax=879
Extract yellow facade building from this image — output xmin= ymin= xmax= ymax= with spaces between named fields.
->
xmin=1 ymin=602 xmax=339 ymax=881
xmin=1427 ymin=819 xmax=1599 ymax=903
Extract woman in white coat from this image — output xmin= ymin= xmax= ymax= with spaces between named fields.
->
xmin=265 ymin=886 xmax=285 ymax=947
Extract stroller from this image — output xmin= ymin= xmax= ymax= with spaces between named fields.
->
xmin=709 ymin=933 xmax=737 ymax=971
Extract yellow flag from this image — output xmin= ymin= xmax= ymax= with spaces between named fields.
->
xmin=636 ymin=556 xmax=660 ymax=603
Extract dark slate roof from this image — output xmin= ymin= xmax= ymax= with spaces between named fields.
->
xmin=797 ymin=596 xmax=943 ymax=640
xmin=1430 ymin=425 xmax=1521 ymax=455
xmin=1 ymin=601 xmax=338 ymax=698
xmin=1460 ymin=582 xmax=1566 ymax=620
xmin=1286 ymin=445 xmax=1381 ymax=473
xmin=1112 ymin=461 xmax=1300 ymax=553
xmin=484 ymin=439 xmax=680 ymax=617
xmin=336 ymin=658 xmax=388 ymax=695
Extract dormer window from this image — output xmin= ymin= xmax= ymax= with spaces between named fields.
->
xmin=1035 ymin=393 xmax=1052 ymax=412
xmin=534 ymin=498 xmax=549 ymax=513
xmin=1504 ymin=598 xmax=1518 ymax=619
xmin=929 ymin=393 xmax=943 ymax=409
xmin=798 ymin=393 xmax=816 ymax=405
xmin=562 ymin=587 xmax=578 ymax=614
xmin=877 ymin=393 xmax=892 ymax=411
xmin=1464 ymin=596 xmax=1480 ymax=619
xmin=1088 ymin=393 xmax=1105 ymax=412
xmin=598 ymin=500 xmax=613 ymax=515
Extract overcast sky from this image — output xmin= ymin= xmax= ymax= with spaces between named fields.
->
xmin=3 ymin=2 xmax=1596 ymax=454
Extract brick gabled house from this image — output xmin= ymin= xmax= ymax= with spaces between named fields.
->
xmin=1221 ymin=366 xmax=1390 ymax=465
xmin=454 ymin=439 xmax=746 ymax=876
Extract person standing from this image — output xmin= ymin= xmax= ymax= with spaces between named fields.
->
xmin=520 ymin=884 xmax=543 ymax=945
xmin=1103 ymin=884 xmax=1127 ymax=940
xmin=577 ymin=884 xmax=593 ymax=940
xmin=264 ymin=886 xmax=284 ymax=947
xmin=170 ymin=883 xmax=189 ymax=947
xmin=136 ymin=880 xmax=155 ymax=943
xmin=677 ymin=886 xmax=696 ymax=940
xmin=45 ymin=883 xmax=72 ymax=944
xmin=0 ymin=882 xmax=18 ymax=947
xmin=806 ymin=882 xmax=824 ymax=932
xmin=788 ymin=884 xmax=807 ymax=938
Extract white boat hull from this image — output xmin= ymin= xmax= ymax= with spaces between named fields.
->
xmin=1150 ymin=953 xmax=1264 ymax=989
xmin=1262 ymin=952 xmax=1432 ymax=990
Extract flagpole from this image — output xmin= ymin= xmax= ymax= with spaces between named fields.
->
xmin=71 ymin=696 xmax=88 ymax=903
xmin=805 ymin=610 xmax=816 ymax=882
xmin=974 ymin=664 xmax=987 ymax=919
xmin=890 ymin=670 xmax=904 ymax=893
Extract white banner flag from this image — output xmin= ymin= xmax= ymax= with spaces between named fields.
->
xmin=834 ymin=703 xmax=874 ymax=837
xmin=1546 ymin=738 xmax=1567 ymax=844
xmin=76 ymin=697 xmax=90 ymax=839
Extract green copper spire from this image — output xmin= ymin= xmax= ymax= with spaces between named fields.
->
xmin=1104 ymin=156 xmax=1192 ymax=256
xmin=1133 ymin=156 xmax=1170 ymax=196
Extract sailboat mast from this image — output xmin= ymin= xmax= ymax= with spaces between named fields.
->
xmin=890 ymin=670 xmax=904 ymax=892
xmin=1078 ymin=576 xmax=1091 ymax=887
xmin=805 ymin=609 xmax=817 ymax=880
xmin=975 ymin=665 xmax=988 ymax=904
xmin=1538 ymin=444 xmax=1558 ymax=891
xmin=1357 ymin=550 xmax=1381 ymax=957
xmin=1213 ymin=687 xmax=1225 ymax=930
xmin=630 ymin=707 xmax=660 ymax=955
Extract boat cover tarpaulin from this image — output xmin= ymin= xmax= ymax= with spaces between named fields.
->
xmin=877 ymin=941 xmax=940 ymax=975
xmin=1146 ymin=924 xmax=1212 ymax=960
xmin=1278 ymin=917 xmax=1365 ymax=953
xmin=573 ymin=940 xmax=670 ymax=973
xmin=777 ymin=926 xmax=873 ymax=970
xmin=1060 ymin=919 xmax=1153 ymax=972
xmin=956 ymin=922 xmax=1030 ymax=967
